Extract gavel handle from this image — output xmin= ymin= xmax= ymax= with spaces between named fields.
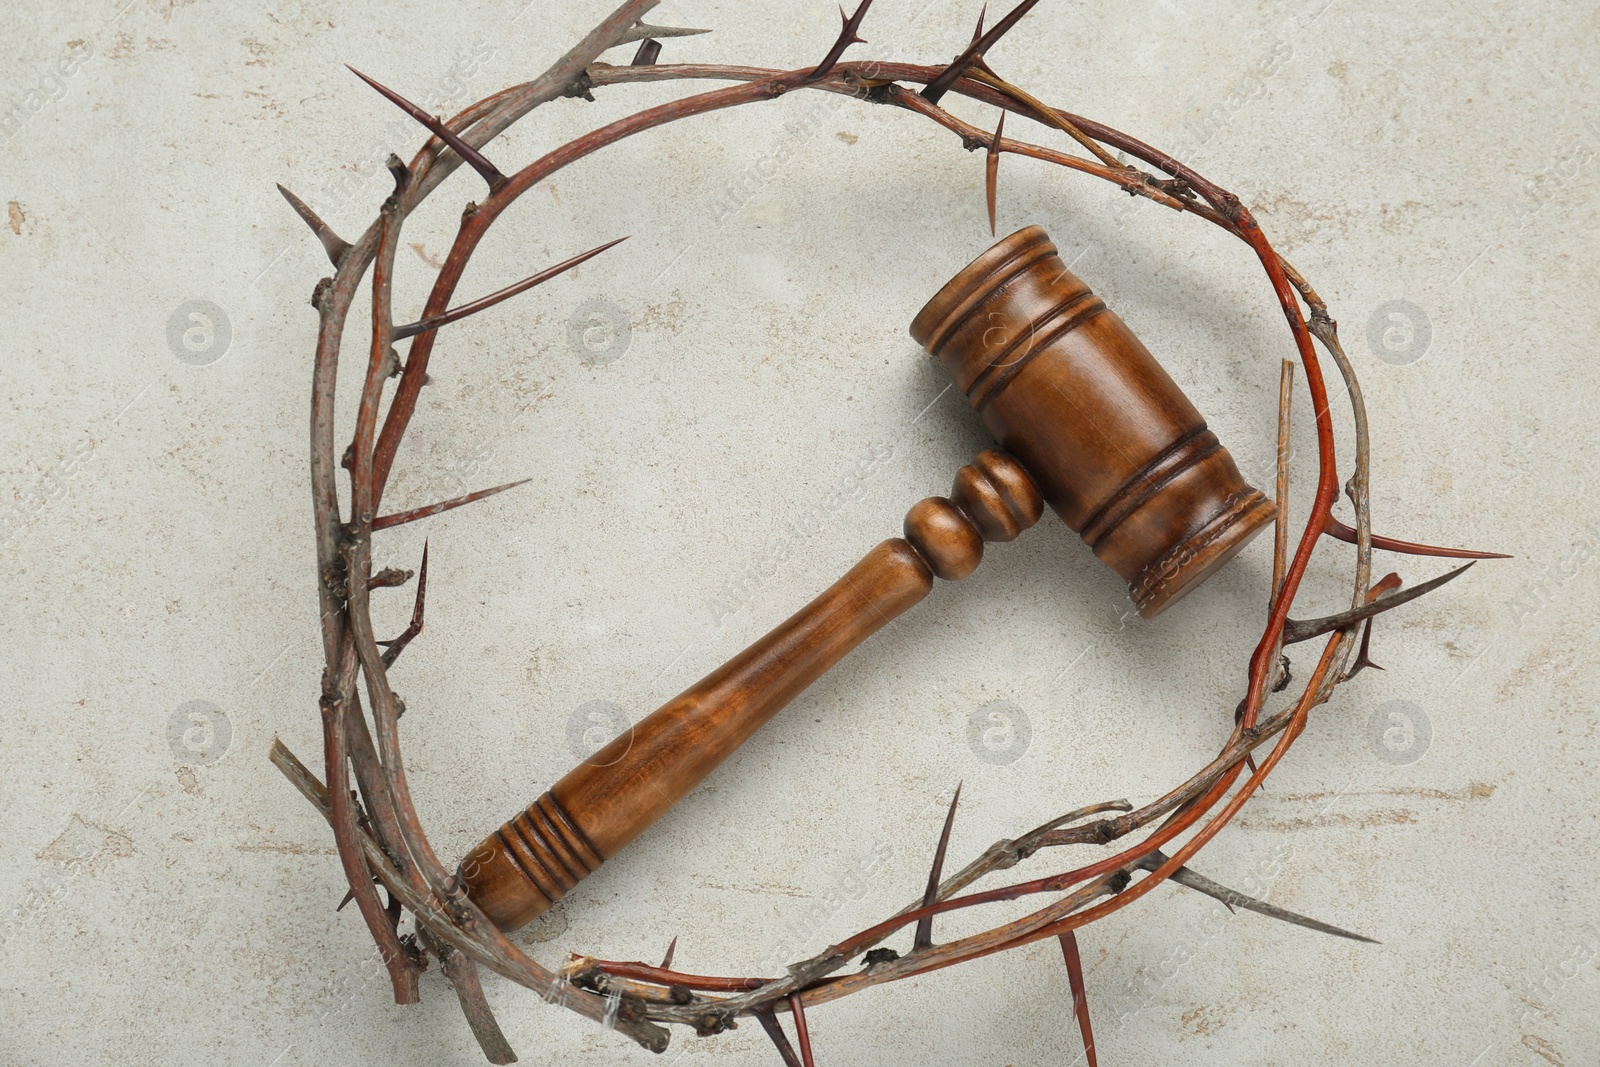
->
xmin=458 ymin=450 xmax=1042 ymax=931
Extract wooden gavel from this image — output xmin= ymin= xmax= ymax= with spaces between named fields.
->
xmin=458 ymin=226 xmax=1276 ymax=931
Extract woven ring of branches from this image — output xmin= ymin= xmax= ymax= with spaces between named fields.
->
xmin=269 ymin=1 xmax=1502 ymax=1062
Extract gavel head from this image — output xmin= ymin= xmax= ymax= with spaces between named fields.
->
xmin=911 ymin=225 xmax=1275 ymax=618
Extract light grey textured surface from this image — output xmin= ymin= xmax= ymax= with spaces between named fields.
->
xmin=2 ymin=1 xmax=1597 ymax=1064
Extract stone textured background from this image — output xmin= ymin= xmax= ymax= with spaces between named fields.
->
xmin=2 ymin=1 xmax=1597 ymax=1064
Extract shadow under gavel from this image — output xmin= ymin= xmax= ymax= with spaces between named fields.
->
xmin=458 ymin=226 xmax=1276 ymax=931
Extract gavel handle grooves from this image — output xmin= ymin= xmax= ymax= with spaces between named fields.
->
xmin=458 ymin=450 xmax=1043 ymax=932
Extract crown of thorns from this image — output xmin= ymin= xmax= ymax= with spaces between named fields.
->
xmin=270 ymin=2 xmax=1500 ymax=1062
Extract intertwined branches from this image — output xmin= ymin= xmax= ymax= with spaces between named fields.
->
xmin=271 ymin=1 xmax=1496 ymax=1061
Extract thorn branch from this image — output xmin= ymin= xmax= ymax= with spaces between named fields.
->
xmin=347 ymin=66 xmax=508 ymax=192
xmin=1143 ymin=852 xmax=1379 ymax=943
xmin=611 ymin=21 xmax=711 ymax=47
xmin=371 ymin=479 xmax=531 ymax=532
xmin=922 ymin=0 xmax=1043 ymax=104
xmin=392 ymin=237 xmax=628 ymax=340
xmin=806 ymin=0 xmax=874 ymax=83
xmin=914 ymin=783 xmax=962 ymax=951
xmin=1058 ymin=931 xmax=1097 ymax=1067
xmin=1283 ymin=563 xmax=1474 ymax=644
xmin=277 ymin=184 xmax=352 ymax=265
xmin=985 ymin=110 xmax=1006 ymax=235
xmin=1322 ymin=514 xmax=1510 ymax=559
xmin=378 ymin=541 xmax=430 ymax=668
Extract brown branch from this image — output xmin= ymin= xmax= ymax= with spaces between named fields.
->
xmin=420 ymin=928 xmax=517 ymax=1065
xmin=789 ymin=993 xmax=816 ymax=1067
xmin=757 ymin=1009 xmax=803 ymax=1067
xmin=271 ymin=739 xmax=671 ymax=1049
xmin=1272 ymin=360 xmax=1294 ymax=609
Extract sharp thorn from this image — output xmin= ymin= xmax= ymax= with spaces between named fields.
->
xmin=412 ymin=539 xmax=430 ymax=614
xmin=805 ymin=0 xmax=875 ymax=83
xmin=985 ymin=110 xmax=1006 ymax=236
xmin=913 ymin=782 xmax=962 ymax=951
xmin=613 ymin=22 xmax=711 ymax=47
xmin=346 ymin=66 xmax=507 ymax=191
xmin=337 ymin=888 xmax=356 ymax=912
xmin=756 ymin=1009 xmax=804 ymax=1067
xmin=1146 ymin=853 xmax=1379 ymax=943
xmin=970 ymin=3 xmax=989 ymax=46
xmin=1322 ymin=514 xmax=1510 ymax=559
xmin=631 ymin=38 xmax=662 ymax=66
xmin=1340 ymin=591 xmax=1388 ymax=683
xmin=393 ymin=236 xmax=629 ymax=340
xmin=276 ymin=183 xmax=351 ymax=266
xmin=1058 ymin=931 xmax=1097 ymax=1067
xmin=1284 ymin=563 xmax=1474 ymax=645
xmin=922 ymin=0 xmax=1043 ymax=104
xmin=789 ymin=993 xmax=816 ymax=1067
xmin=659 ymin=936 xmax=678 ymax=971
xmin=371 ymin=479 xmax=532 ymax=532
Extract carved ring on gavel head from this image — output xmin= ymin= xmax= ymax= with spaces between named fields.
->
xmin=457 ymin=225 xmax=1276 ymax=933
